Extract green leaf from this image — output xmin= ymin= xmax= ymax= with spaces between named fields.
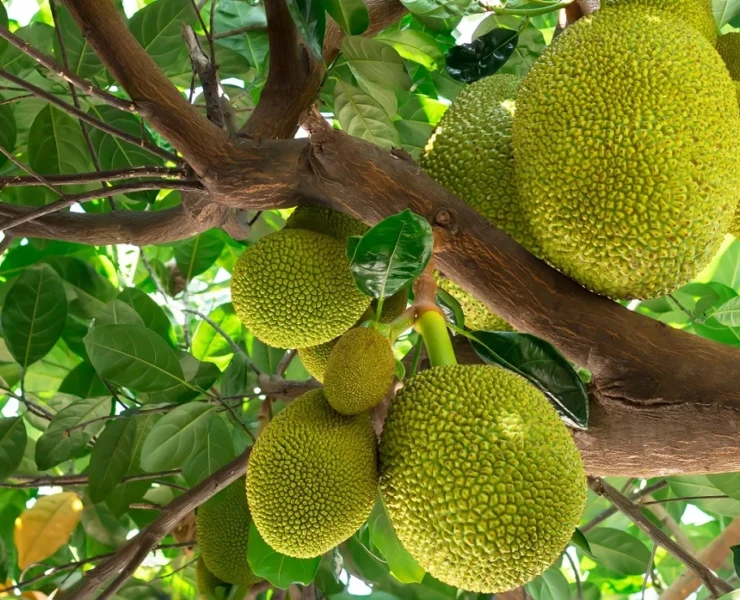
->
xmin=287 ymin=0 xmax=326 ymax=60
xmin=731 ymin=545 xmax=740 ymax=578
xmin=2 ymin=264 xmax=68 ymax=367
xmin=570 ymin=528 xmax=593 ymax=556
xmin=35 ymin=396 xmax=111 ymax=470
xmin=192 ymin=303 xmax=242 ymax=362
xmin=118 ymin=287 xmax=174 ymax=345
xmin=52 ymin=5 xmax=104 ymax=77
xmin=84 ymin=324 xmax=186 ymax=392
xmin=59 ymin=362 xmax=108 ymax=397
xmin=88 ymin=416 xmax=138 ymax=502
xmin=527 ymin=565 xmax=571 ymax=600
xmin=129 ymin=0 xmax=197 ymax=74
xmin=334 ymin=80 xmax=400 ymax=148
xmin=719 ymin=592 xmax=740 ymax=600
xmin=342 ymin=36 xmax=411 ymax=90
xmin=319 ymin=0 xmax=368 ymax=34
xmin=473 ymin=16 xmax=545 ymax=77
xmin=445 ymin=28 xmax=518 ymax=84
xmin=0 ymin=417 xmax=26 ymax=481
xmin=0 ymin=3 xmax=7 ymax=59
xmin=0 ymin=94 xmax=16 ymax=170
xmin=140 ymin=403 xmax=216 ymax=472
xmin=399 ymin=0 xmax=471 ymax=20
xmin=140 ymin=352 xmax=220 ymax=404
xmin=377 ymin=30 xmax=444 ymax=70
xmin=182 ymin=413 xmax=236 ymax=487
xmin=714 ymin=0 xmax=740 ymax=27
xmin=221 ymin=353 xmax=257 ymax=397
xmin=247 ymin=521 xmax=322 ymax=588
xmin=470 ymin=331 xmax=589 ymax=430
xmin=44 ymin=256 xmax=116 ymax=301
xmin=1 ymin=23 xmax=54 ymax=76
xmin=348 ymin=209 xmax=433 ymax=299
xmin=368 ymin=496 xmax=425 ymax=583
xmin=585 ymin=528 xmax=651 ymax=576
xmin=709 ymin=297 xmax=740 ymax=327
xmin=65 ymin=283 xmax=144 ymax=328
xmin=669 ymin=475 xmax=740 ymax=516
xmin=174 ymin=231 xmax=226 ymax=281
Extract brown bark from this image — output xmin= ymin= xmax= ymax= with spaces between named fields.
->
xmin=497 ymin=588 xmax=527 ymax=600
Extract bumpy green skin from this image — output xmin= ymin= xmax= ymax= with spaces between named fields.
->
xmin=231 ymin=229 xmax=370 ymax=348
xmin=285 ymin=205 xmax=369 ymax=239
xmin=605 ymin=0 xmax=716 ymax=43
xmin=196 ymin=480 xmax=260 ymax=587
xmin=374 ymin=288 xmax=409 ymax=323
xmin=730 ymin=208 xmax=740 ymax=238
xmin=379 ymin=365 xmax=586 ymax=593
xmin=246 ymin=389 xmax=378 ymax=558
xmin=514 ymin=7 xmax=740 ymax=299
xmin=437 ymin=277 xmax=513 ymax=332
xmin=324 ymin=327 xmax=396 ymax=415
xmin=718 ymin=33 xmax=740 ymax=80
xmin=298 ymin=338 xmax=338 ymax=382
xmin=195 ymin=558 xmax=231 ymax=599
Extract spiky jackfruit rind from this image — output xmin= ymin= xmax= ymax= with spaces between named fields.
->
xmin=246 ymin=389 xmax=378 ymax=558
xmin=379 ymin=364 xmax=586 ymax=593
xmin=196 ymin=480 xmax=260 ymax=587
xmin=604 ymin=0 xmax=716 ymax=43
xmin=436 ymin=276 xmax=513 ymax=332
xmin=195 ymin=558 xmax=231 ymax=598
xmin=297 ymin=338 xmax=338 ymax=383
xmin=231 ymin=229 xmax=370 ymax=348
xmin=285 ymin=205 xmax=369 ymax=240
xmin=375 ymin=288 xmax=409 ymax=323
xmin=514 ymin=8 xmax=740 ymax=299
xmin=324 ymin=327 xmax=396 ymax=415
xmin=718 ymin=32 xmax=740 ymax=81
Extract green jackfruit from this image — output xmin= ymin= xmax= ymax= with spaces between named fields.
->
xmin=436 ymin=277 xmax=513 ymax=332
xmin=195 ymin=558 xmax=231 ymax=599
xmin=298 ymin=338 xmax=338 ymax=382
xmin=196 ymin=480 xmax=260 ymax=587
xmin=246 ymin=389 xmax=378 ymax=558
xmin=374 ymin=288 xmax=409 ymax=323
xmin=324 ymin=327 xmax=396 ymax=415
xmin=604 ymin=0 xmax=716 ymax=43
xmin=379 ymin=364 xmax=586 ymax=593
xmin=231 ymin=229 xmax=370 ymax=348
xmin=718 ymin=32 xmax=740 ymax=80
xmin=514 ymin=7 xmax=740 ymax=299
xmin=285 ymin=205 xmax=369 ymax=239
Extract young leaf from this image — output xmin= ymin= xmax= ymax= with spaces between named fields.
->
xmin=0 ymin=417 xmax=26 ymax=481
xmin=348 ymin=209 xmax=433 ymax=299
xmin=129 ymin=0 xmax=197 ymax=74
xmin=182 ymin=413 xmax=236 ymax=487
xmin=368 ymin=497 xmax=425 ymax=583
xmin=585 ymin=527 xmax=651 ymax=575
xmin=446 ymin=28 xmax=518 ymax=84
xmin=318 ymin=0 xmax=369 ymax=35
xmin=287 ymin=0 xmax=326 ymax=60
xmin=376 ymin=30 xmax=445 ymax=71
xmin=84 ymin=324 xmax=186 ymax=392
xmin=140 ymin=403 xmax=216 ymax=472
xmin=2 ymin=264 xmax=67 ymax=368
xmin=88 ymin=416 xmax=139 ymax=503
xmin=470 ymin=331 xmax=589 ymax=430
xmin=14 ymin=492 xmax=84 ymax=570
xmin=174 ymin=231 xmax=226 ymax=281
xmin=342 ymin=36 xmax=411 ymax=90
xmin=247 ymin=521 xmax=322 ymax=588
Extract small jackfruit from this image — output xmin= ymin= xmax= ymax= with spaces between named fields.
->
xmin=373 ymin=288 xmax=409 ymax=323
xmin=196 ymin=480 xmax=260 ymax=587
xmin=298 ymin=338 xmax=338 ymax=382
xmin=604 ymin=0 xmax=716 ymax=43
xmin=514 ymin=7 xmax=740 ymax=299
xmin=285 ymin=205 xmax=369 ymax=239
xmin=195 ymin=557 xmax=231 ymax=599
xmin=231 ymin=229 xmax=370 ymax=348
xmin=246 ymin=389 xmax=378 ymax=558
xmin=379 ymin=364 xmax=586 ymax=593
xmin=436 ymin=276 xmax=514 ymax=332
xmin=324 ymin=327 xmax=396 ymax=415
xmin=718 ymin=32 xmax=740 ymax=80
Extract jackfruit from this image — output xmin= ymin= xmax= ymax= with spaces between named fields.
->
xmin=605 ymin=0 xmax=716 ymax=43
xmin=374 ymin=288 xmax=409 ymax=323
xmin=718 ymin=32 xmax=740 ymax=80
xmin=196 ymin=480 xmax=260 ymax=587
xmin=195 ymin=557 xmax=231 ymax=599
xmin=298 ymin=338 xmax=338 ymax=382
xmin=231 ymin=229 xmax=370 ymax=348
xmin=513 ymin=7 xmax=740 ymax=299
xmin=379 ymin=364 xmax=586 ymax=593
xmin=731 ymin=209 xmax=740 ymax=238
xmin=436 ymin=276 xmax=513 ymax=332
xmin=246 ymin=389 xmax=378 ymax=558
xmin=285 ymin=205 xmax=369 ymax=239
xmin=324 ymin=327 xmax=396 ymax=415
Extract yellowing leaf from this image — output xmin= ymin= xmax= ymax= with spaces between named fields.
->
xmin=14 ymin=492 xmax=83 ymax=569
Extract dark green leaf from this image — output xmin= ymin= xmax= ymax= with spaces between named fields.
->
xmin=571 ymin=528 xmax=593 ymax=556
xmin=287 ymin=0 xmax=326 ymax=60
xmin=368 ymin=496 xmax=425 ymax=583
xmin=44 ymin=256 xmax=116 ymax=300
xmin=0 ymin=94 xmax=16 ymax=169
xmin=140 ymin=352 xmax=220 ymax=404
xmin=731 ymin=545 xmax=740 ymax=578
xmin=2 ymin=264 xmax=67 ymax=367
xmin=182 ymin=413 xmax=235 ymax=487
xmin=377 ymin=30 xmax=444 ymax=70
xmin=445 ymin=28 xmax=518 ymax=83
xmin=52 ymin=5 xmax=104 ymax=77
xmin=88 ymin=415 xmax=138 ymax=502
xmin=84 ymin=324 xmax=186 ymax=392
xmin=0 ymin=417 xmax=26 ymax=481
xmin=319 ymin=0 xmax=368 ymax=34
xmin=247 ymin=521 xmax=322 ymax=588
xmin=0 ymin=3 xmax=7 ymax=58
xmin=35 ymin=396 xmax=111 ymax=470
xmin=118 ymin=287 xmax=174 ymax=344
xmin=59 ymin=362 xmax=109 ymax=397
xmin=470 ymin=331 xmax=589 ymax=429
xmin=348 ymin=209 xmax=433 ymax=299
xmin=221 ymin=353 xmax=257 ymax=397
xmin=129 ymin=0 xmax=197 ymax=74
xmin=585 ymin=528 xmax=651 ymax=575
xmin=174 ymin=231 xmax=226 ymax=281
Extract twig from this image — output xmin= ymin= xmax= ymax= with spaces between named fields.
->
xmin=644 ymin=496 xmax=695 ymax=552
xmin=0 ymin=93 xmax=33 ymax=106
xmin=217 ymin=398 xmax=255 ymax=443
xmin=64 ymin=403 xmax=180 ymax=434
xmin=154 ymin=479 xmax=188 ymax=492
xmin=276 ymin=349 xmax=296 ymax=377
xmin=0 ymin=166 xmax=190 ymax=188
xmin=213 ymin=24 xmax=266 ymax=38
xmin=643 ymin=543 xmax=658 ymax=600
xmin=2 ymin=469 xmax=181 ymax=489
xmin=0 ymin=24 xmax=136 ymax=113
xmin=564 ymin=551 xmax=582 ymax=600
xmin=640 ymin=495 xmax=730 ymax=505
xmin=0 ymin=146 xmax=63 ymax=195
xmin=61 ymin=448 xmax=252 ymax=599
xmin=0 ymin=181 xmax=202 ymax=232
xmin=588 ymin=476 xmax=733 ymax=598
xmin=581 ymin=479 xmax=668 ymax=532
xmin=0 ymin=69 xmax=177 ymax=163
xmin=182 ymin=24 xmax=224 ymax=128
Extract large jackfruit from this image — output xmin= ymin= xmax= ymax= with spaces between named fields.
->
xmin=195 ymin=558 xmax=231 ymax=599
xmin=379 ymin=364 xmax=586 ymax=593
xmin=196 ymin=480 xmax=260 ymax=587
xmin=298 ymin=337 xmax=338 ymax=382
xmin=718 ymin=32 xmax=740 ymax=80
xmin=285 ymin=205 xmax=369 ymax=240
xmin=605 ymin=0 xmax=716 ymax=43
xmin=231 ymin=229 xmax=370 ymax=348
xmin=436 ymin=277 xmax=514 ymax=332
xmin=246 ymin=389 xmax=378 ymax=558
xmin=514 ymin=7 xmax=740 ymax=299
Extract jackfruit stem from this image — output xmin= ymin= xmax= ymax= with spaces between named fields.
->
xmin=416 ymin=309 xmax=457 ymax=367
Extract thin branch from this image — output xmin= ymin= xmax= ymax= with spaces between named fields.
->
xmin=0 ymin=93 xmax=34 ymax=106
xmin=564 ymin=551 xmax=582 ymax=600
xmin=588 ymin=476 xmax=733 ymax=598
xmin=0 ymin=69 xmax=178 ymax=163
xmin=581 ymin=480 xmax=668 ymax=532
xmin=0 ymin=180 xmax=203 ymax=232
xmin=0 ymin=24 xmax=137 ymax=113
xmin=64 ymin=403 xmax=180 ymax=434
xmin=640 ymin=495 xmax=730 ymax=506
xmin=643 ymin=543 xmax=658 ymax=600
xmin=276 ymin=349 xmax=296 ymax=378
xmin=213 ymin=24 xmax=266 ymax=38
xmin=182 ymin=24 xmax=224 ymax=128
xmin=0 ymin=146 xmax=63 ymax=195
xmin=0 ymin=166 xmax=190 ymax=188
xmin=2 ymin=469 xmax=181 ymax=489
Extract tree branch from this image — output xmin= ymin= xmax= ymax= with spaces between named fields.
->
xmin=182 ymin=24 xmax=224 ymax=129
xmin=2 ymin=469 xmax=181 ymax=489
xmin=580 ymin=480 xmax=668 ymax=533
xmin=0 ymin=166 xmax=190 ymax=188
xmin=588 ymin=477 xmax=733 ymax=598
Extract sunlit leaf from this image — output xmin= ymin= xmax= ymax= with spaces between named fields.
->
xmin=377 ymin=30 xmax=444 ymax=70
xmin=247 ymin=521 xmax=322 ymax=588
xmin=182 ymin=413 xmax=236 ymax=487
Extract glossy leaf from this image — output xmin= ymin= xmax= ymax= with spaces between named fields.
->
xmin=88 ymin=416 xmax=138 ymax=502
xmin=342 ymin=36 xmax=411 ymax=90
xmin=368 ymin=497 xmax=425 ymax=583
xmin=473 ymin=15 xmax=545 ymax=77
xmin=348 ymin=209 xmax=434 ymax=299
xmin=118 ymin=287 xmax=174 ymax=345
xmin=14 ymin=492 xmax=84 ymax=570
xmin=2 ymin=264 xmax=67 ymax=368
xmin=247 ymin=521 xmax=322 ymax=588
xmin=470 ymin=331 xmax=589 ymax=429
xmin=571 ymin=528 xmax=593 ymax=556
xmin=129 ymin=0 xmax=197 ymax=74
xmin=732 ymin=544 xmax=740 ymax=578
xmin=52 ymin=5 xmax=104 ymax=77
xmin=585 ymin=528 xmax=651 ymax=575
xmin=0 ymin=94 xmax=16 ymax=170
xmin=182 ymin=413 xmax=235 ymax=487
xmin=446 ymin=28 xmax=518 ymax=83
xmin=287 ymin=0 xmax=326 ymax=59
xmin=334 ymin=80 xmax=400 ymax=149
xmin=377 ymin=30 xmax=444 ymax=70
xmin=84 ymin=324 xmax=186 ymax=392
xmin=319 ymin=0 xmax=369 ymax=34
xmin=0 ymin=417 xmax=26 ymax=481
xmin=174 ymin=231 xmax=226 ymax=281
